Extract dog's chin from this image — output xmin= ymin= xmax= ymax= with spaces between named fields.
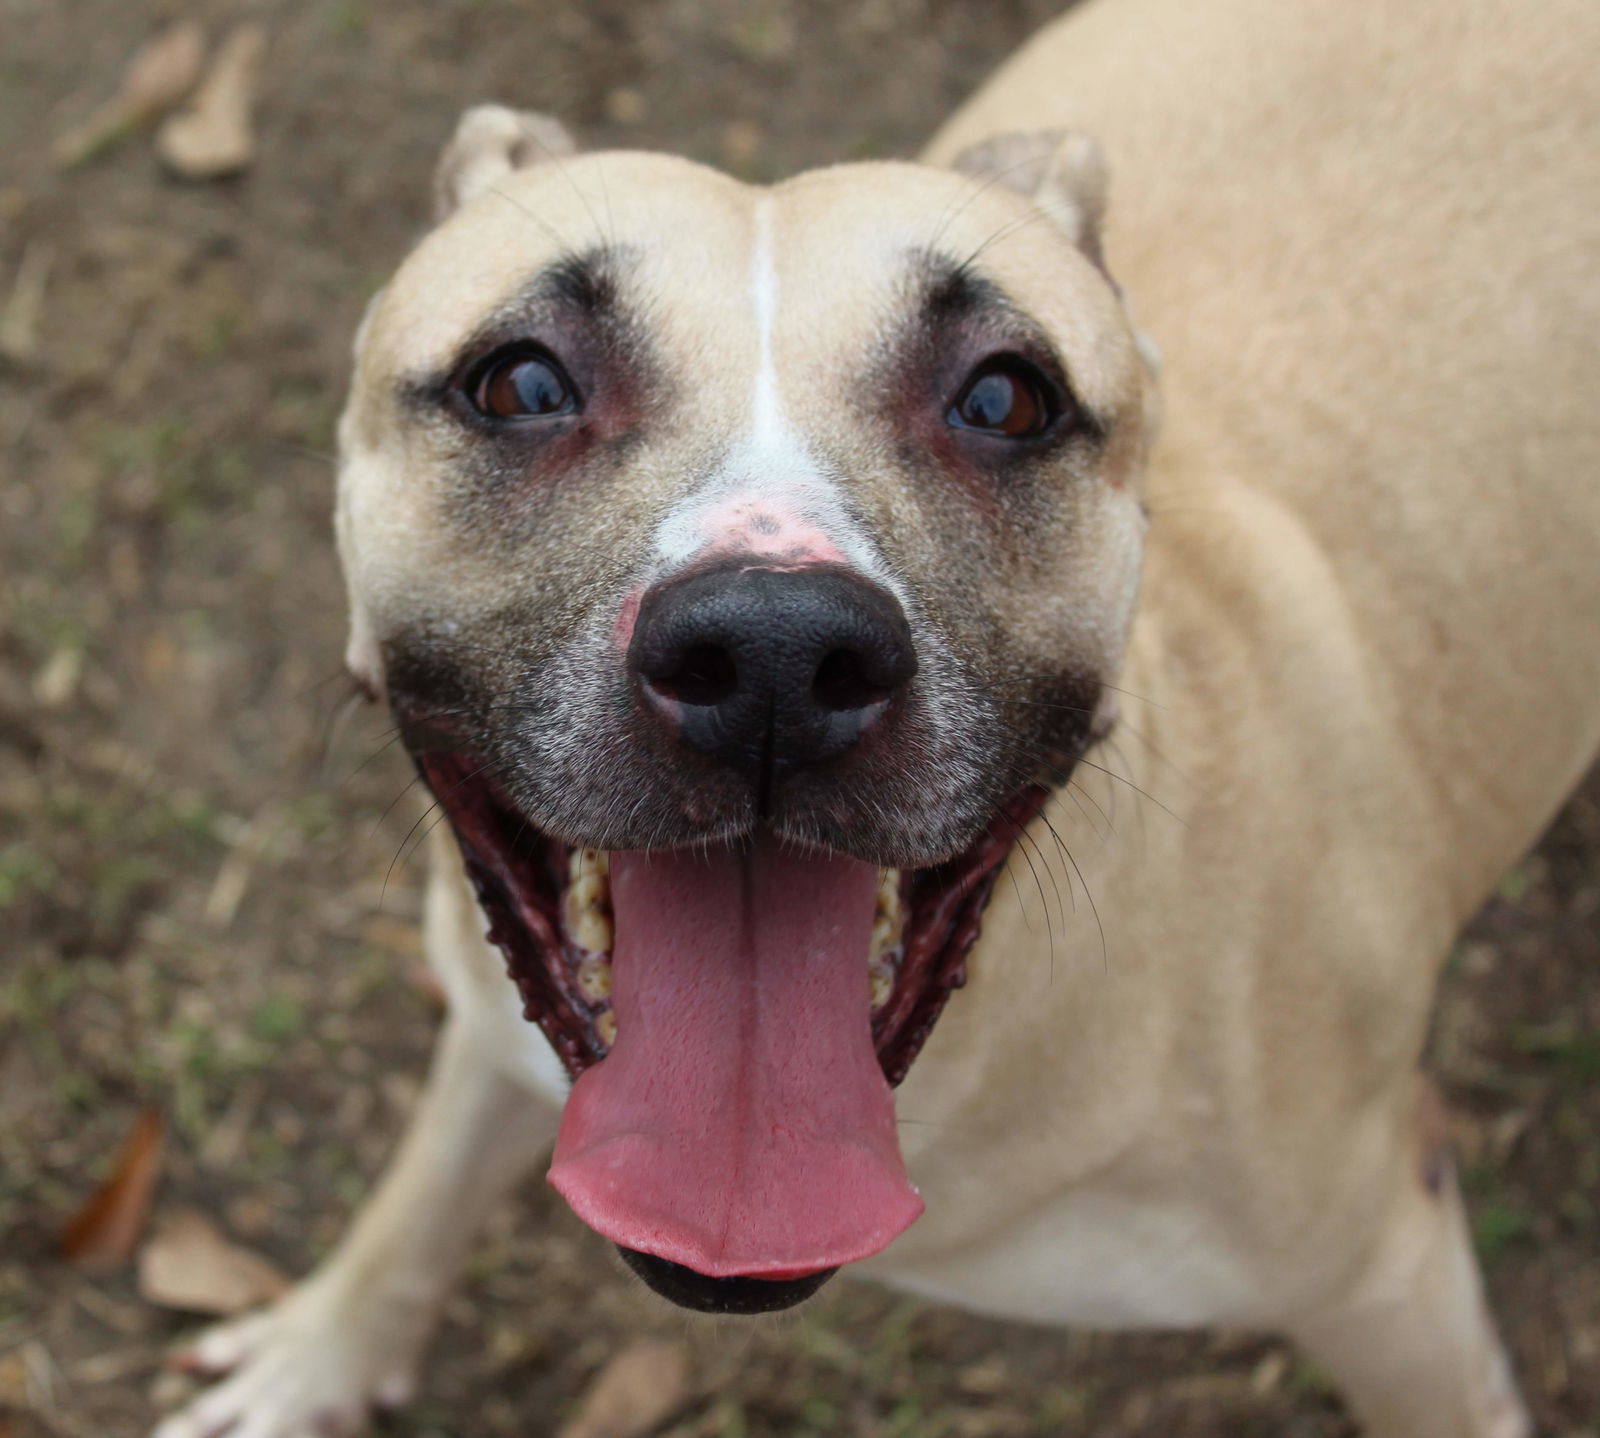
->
xmin=412 ymin=747 xmax=1049 ymax=1309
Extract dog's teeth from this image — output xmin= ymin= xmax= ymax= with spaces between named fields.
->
xmin=870 ymin=871 xmax=904 ymax=960
xmin=869 ymin=961 xmax=894 ymax=1011
xmin=569 ymin=847 xmax=609 ymax=881
xmin=570 ymin=906 xmax=614 ymax=955
xmin=565 ymin=848 xmax=614 ymax=954
xmin=596 ymin=1009 xmax=618 ymax=1047
xmin=577 ymin=956 xmax=613 ymax=1002
xmin=569 ymin=872 xmax=608 ymax=912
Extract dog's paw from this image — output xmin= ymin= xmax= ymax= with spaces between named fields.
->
xmin=151 ymin=1281 xmax=426 ymax=1438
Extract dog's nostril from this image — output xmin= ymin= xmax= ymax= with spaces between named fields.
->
xmin=648 ymin=643 xmax=738 ymax=706
xmin=812 ymin=647 xmax=885 ymax=712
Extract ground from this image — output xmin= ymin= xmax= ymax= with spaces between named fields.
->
xmin=1 ymin=1 xmax=1597 ymax=1435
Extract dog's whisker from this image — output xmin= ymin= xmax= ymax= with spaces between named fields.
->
xmin=923 ymin=147 xmax=1075 ymax=256
xmin=1033 ymin=806 xmax=1108 ymax=971
xmin=381 ymin=756 xmax=499 ymax=904
xmin=487 ymin=184 xmax=572 ymax=256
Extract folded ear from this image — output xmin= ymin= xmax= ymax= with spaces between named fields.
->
xmin=432 ymin=105 xmax=578 ymax=222
xmin=950 ymin=130 xmax=1108 ymax=269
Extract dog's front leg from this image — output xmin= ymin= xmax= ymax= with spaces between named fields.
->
xmin=152 ymin=916 xmax=557 ymax=1436
xmin=1285 ymin=1085 xmax=1532 ymax=1438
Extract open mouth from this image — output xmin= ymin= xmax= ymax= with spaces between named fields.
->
xmin=417 ymin=748 xmax=1046 ymax=1311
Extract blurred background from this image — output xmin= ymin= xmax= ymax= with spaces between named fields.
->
xmin=1 ymin=2 xmax=1596 ymax=1434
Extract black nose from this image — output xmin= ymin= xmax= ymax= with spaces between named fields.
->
xmin=617 ymin=1245 xmax=838 ymax=1314
xmin=629 ymin=563 xmax=917 ymax=781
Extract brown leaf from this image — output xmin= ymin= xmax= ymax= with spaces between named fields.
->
xmin=0 ymin=1407 xmax=64 ymax=1438
xmin=138 ymin=1208 xmax=289 ymax=1316
xmin=60 ymin=1107 xmax=165 ymax=1275
xmin=51 ymin=21 xmax=206 ymax=168
xmin=555 ymin=1338 xmax=689 ymax=1438
xmin=155 ymin=23 xmax=266 ymax=180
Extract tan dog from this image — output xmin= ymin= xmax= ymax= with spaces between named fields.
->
xmin=156 ymin=0 xmax=1600 ymax=1433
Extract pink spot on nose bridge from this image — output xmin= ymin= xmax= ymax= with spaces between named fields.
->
xmin=611 ymin=493 xmax=857 ymax=652
xmin=697 ymin=495 xmax=847 ymax=568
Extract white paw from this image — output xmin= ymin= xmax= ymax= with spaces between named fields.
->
xmin=1484 ymin=1342 xmax=1533 ymax=1438
xmin=152 ymin=1280 xmax=428 ymax=1438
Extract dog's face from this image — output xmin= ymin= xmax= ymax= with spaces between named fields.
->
xmin=336 ymin=111 xmax=1154 ymax=1310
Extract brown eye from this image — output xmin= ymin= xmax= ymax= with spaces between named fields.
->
xmin=470 ymin=350 xmax=579 ymax=420
xmin=948 ymin=359 xmax=1058 ymax=438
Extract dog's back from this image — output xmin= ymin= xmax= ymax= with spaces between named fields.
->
xmin=930 ymin=0 xmax=1600 ymax=899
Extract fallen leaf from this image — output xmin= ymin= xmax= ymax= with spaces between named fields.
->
xmin=51 ymin=21 xmax=206 ymax=168
xmin=60 ymin=1107 xmax=165 ymax=1275
xmin=0 ymin=242 xmax=52 ymax=366
xmin=203 ymin=801 xmax=283 ymax=929
xmin=956 ymin=1355 xmax=1011 ymax=1395
xmin=555 ymin=1338 xmax=689 ymax=1438
xmin=138 ymin=1209 xmax=289 ymax=1316
xmin=0 ymin=1407 xmax=64 ymax=1438
xmin=156 ymin=23 xmax=266 ymax=180
xmin=30 ymin=645 xmax=80 ymax=709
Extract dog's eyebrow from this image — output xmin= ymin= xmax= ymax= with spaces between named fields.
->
xmin=398 ymin=244 xmax=634 ymax=405
xmin=910 ymin=249 xmax=1012 ymax=321
xmin=540 ymin=248 xmax=621 ymax=315
xmin=906 ymin=248 xmax=1108 ymax=440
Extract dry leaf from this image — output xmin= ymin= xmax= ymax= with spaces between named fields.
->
xmin=51 ymin=21 xmax=206 ymax=168
xmin=60 ymin=1107 xmax=165 ymax=1275
xmin=0 ymin=242 xmax=52 ymax=366
xmin=555 ymin=1338 xmax=689 ymax=1438
xmin=156 ymin=23 xmax=266 ymax=180
xmin=30 ymin=645 xmax=80 ymax=709
xmin=138 ymin=1209 xmax=289 ymax=1316
xmin=0 ymin=1407 xmax=64 ymax=1438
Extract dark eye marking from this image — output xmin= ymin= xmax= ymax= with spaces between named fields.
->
xmin=947 ymin=356 xmax=1071 ymax=440
xmin=465 ymin=346 xmax=581 ymax=421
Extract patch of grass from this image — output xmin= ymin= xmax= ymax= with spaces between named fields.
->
xmin=251 ymin=993 xmax=304 ymax=1043
xmin=1473 ymin=1197 xmax=1536 ymax=1264
xmin=323 ymin=0 xmax=368 ymax=36
xmin=1496 ymin=864 xmax=1530 ymax=904
xmin=1287 ymin=1357 xmax=1338 ymax=1396
xmin=0 ymin=843 xmax=57 ymax=910
xmin=55 ymin=486 xmax=99 ymax=570
xmin=1034 ymin=1384 xmax=1095 ymax=1427
xmin=1512 ymin=1022 xmax=1600 ymax=1084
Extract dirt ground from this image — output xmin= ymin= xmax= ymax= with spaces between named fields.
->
xmin=1 ymin=2 xmax=1597 ymax=1435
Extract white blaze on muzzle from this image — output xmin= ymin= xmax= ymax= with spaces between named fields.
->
xmin=648 ymin=194 xmax=893 ymax=589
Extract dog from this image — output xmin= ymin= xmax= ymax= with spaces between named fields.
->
xmin=153 ymin=0 xmax=1600 ymax=1432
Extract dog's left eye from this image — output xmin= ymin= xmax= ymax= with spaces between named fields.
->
xmin=468 ymin=349 xmax=580 ymax=420
xmin=947 ymin=358 xmax=1061 ymax=439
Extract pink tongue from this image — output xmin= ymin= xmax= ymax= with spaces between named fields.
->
xmin=548 ymin=838 xmax=923 ymax=1277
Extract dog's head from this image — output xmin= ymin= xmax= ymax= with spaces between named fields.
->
xmin=336 ymin=108 xmax=1155 ymax=1313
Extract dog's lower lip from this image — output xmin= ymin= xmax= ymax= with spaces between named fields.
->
xmin=616 ymin=1247 xmax=839 ymax=1314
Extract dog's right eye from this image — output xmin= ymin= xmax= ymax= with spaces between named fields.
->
xmin=467 ymin=349 xmax=580 ymax=420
